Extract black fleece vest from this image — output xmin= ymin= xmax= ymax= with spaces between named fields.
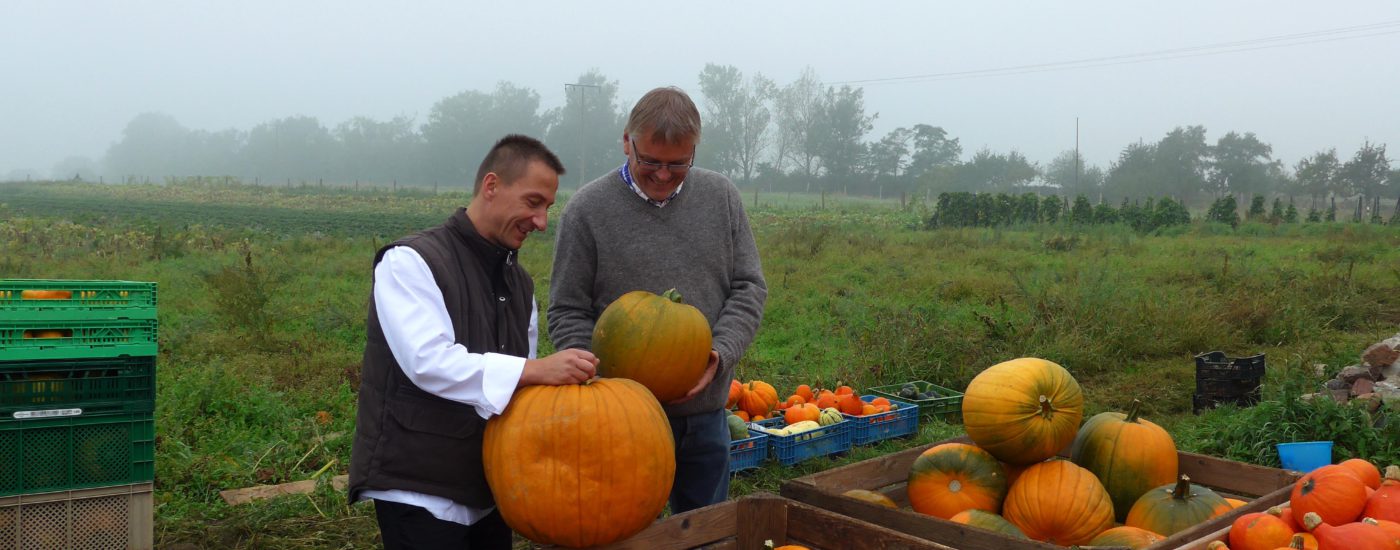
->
xmin=349 ymin=208 xmax=533 ymax=508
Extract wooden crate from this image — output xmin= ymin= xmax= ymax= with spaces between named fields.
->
xmin=780 ymin=436 xmax=1300 ymax=550
xmin=586 ymin=493 xmax=955 ymax=550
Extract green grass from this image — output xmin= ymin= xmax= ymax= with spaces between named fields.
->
xmin=3 ymin=181 xmax=1398 ymax=548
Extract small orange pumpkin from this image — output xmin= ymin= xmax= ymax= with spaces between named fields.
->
xmin=726 ymin=379 xmax=742 ymax=409
xmin=795 ymin=384 xmax=815 ymax=403
xmin=784 ymin=403 xmax=820 ymax=425
xmin=1229 ymin=512 xmax=1296 ymax=550
xmin=738 ymin=381 xmax=779 ymax=418
xmin=815 ymin=391 xmax=838 ymax=410
xmin=1088 ymin=526 xmax=1165 ymax=549
xmin=1340 ymin=458 xmax=1382 ymax=490
xmin=842 ymin=489 xmax=898 ymax=509
xmin=1364 ymin=465 xmax=1400 ymax=522
xmin=837 ymin=393 xmax=865 ymax=415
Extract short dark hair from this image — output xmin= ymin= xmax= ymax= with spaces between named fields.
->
xmin=473 ymin=135 xmax=565 ymax=195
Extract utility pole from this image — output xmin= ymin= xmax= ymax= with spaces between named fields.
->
xmin=565 ymin=83 xmax=601 ymax=187
xmin=1074 ymin=117 xmax=1080 ymax=194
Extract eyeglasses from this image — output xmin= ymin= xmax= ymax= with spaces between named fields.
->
xmin=629 ymin=138 xmax=695 ymax=174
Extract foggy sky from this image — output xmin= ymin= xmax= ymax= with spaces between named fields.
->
xmin=3 ymin=0 xmax=1399 ymax=178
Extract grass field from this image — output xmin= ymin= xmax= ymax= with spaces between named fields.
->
xmin=3 ymin=180 xmax=1398 ymax=548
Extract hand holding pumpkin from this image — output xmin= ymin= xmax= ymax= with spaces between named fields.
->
xmin=667 ymin=350 xmax=720 ymax=405
xmin=519 ymin=348 xmax=598 ymax=386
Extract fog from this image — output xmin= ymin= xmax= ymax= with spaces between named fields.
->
xmin=3 ymin=1 xmax=1398 ymax=195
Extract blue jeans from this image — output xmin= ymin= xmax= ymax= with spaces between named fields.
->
xmin=667 ymin=409 xmax=730 ymax=514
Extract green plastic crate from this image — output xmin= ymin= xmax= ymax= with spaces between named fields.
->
xmin=0 ymin=319 xmax=157 ymax=361
xmin=866 ymin=381 xmax=964 ymax=421
xmin=0 ymin=411 xmax=155 ymax=497
xmin=1 ymin=356 xmax=156 ymax=417
xmin=0 ymin=280 xmax=156 ymax=321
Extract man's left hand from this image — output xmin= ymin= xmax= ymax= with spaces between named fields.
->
xmin=667 ymin=350 xmax=719 ymax=405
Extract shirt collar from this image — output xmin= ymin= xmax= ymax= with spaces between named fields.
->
xmin=619 ymin=163 xmax=683 ymax=208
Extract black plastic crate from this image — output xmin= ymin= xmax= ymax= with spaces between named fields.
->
xmin=1193 ymin=352 xmax=1265 ymax=414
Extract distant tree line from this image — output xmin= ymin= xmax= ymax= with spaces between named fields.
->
xmin=13 ymin=65 xmax=1398 ymax=214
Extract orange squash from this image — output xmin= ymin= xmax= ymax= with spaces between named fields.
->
xmin=1269 ymin=505 xmax=1303 ymax=532
xmin=962 ymin=357 xmax=1084 ymax=466
xmin=1003 ymin=459 xmax=1114 ymax=545
xmin=733 ymin=410 xmax=750 ymax=422
xmin=842 ymin=489 xmax=898 ymax=509
xmin=1340 ymin=458 xmax=1383 ymax=490
xmin=784 ymin=403 xmax=820 ymax=425
xmin=814 ymin=391 xmax=838 ymax=410
xmin=1088 ymin=525 xmax=1166 ymax=549
xmin=592 ymin=289 xmax=712 ymax=402
xmin=795 ymin=384 xmax=815 ymax=403
xmin=1290 ymin=464 xmax=1368 ymax=527
xmin=835 ymin=385 xmax=854 ymax=395
xmin=1301 ymin=512 xmax=1395 ymax=549
xmin=1127 ymin=475 xmax=1233 ymax=537
xmin=950 ymin=509 xmax=1028 ymax=539
xmin=1070 ymin=398 xmax=1179 ymax=522
xmin=483 ymin=378 xmax=674 ymax=548
xmin=1363 ymin=465 xmax=1400 ymax=523
xmin=907 ymin=443 xmax=1009 ymax=519
xmin=1229 ymin=512 xmax=1297 ymax=550
xmin=726 ymin=379 xmax=743 ymax=409
xmin=836 ymin=393 xmax=865 ymax=415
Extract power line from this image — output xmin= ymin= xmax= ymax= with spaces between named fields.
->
xmin=828 ymin=19 xmax=1400 ymax=86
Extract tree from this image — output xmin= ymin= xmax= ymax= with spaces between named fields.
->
xmin=1294 ymin=149 xmax=1339 ymax=209
xmin=866 ymin=127 xmax=913 ymax=200
xmin=906 ymin=124 xmax=961 ymax=180
xmin=814 ymin=84 xmax=875 ymax=188
xmin=1104 ymin=142 xmax=1158 ymax=199
xmin=1208 ymin=132 xmax=1274 ymax=198
xmin=1155 ymin=125 xmax=1210 ymax=200
xmin=1206 ymin=195 xmax=1240 ymax=228
xmin=242 ymin=115 xmax=335 ymax=182
xmin=334 ymin=115 xmax=421 ymax=184
xmin=1069 ymin=195 xmax=1094 ymax=224
xmin=103 ymin=112 xmax=191 ymax=179
xmin=773 ymin=67 xmax=825 ymax=187
xmin=696 ymin=64 xmax=775 ymax=186
xmin=424 ymin=82 xmax=547 ymax=187
xmin=1247 ymin=195 xmax=1267 ymax=221
xmin=1044 ymin=150 xmax=1101 ymax=198
xmin=1340 ymin=140 xmax=1390 ymax=211
xmin=545 ymin=71 xmax=627 ymax=187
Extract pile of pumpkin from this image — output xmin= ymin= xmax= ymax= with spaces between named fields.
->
xmin=1211 ymin=462 xmax=1400 ymax=550
xmin=851 ymin=357 xmax=1400 ymax=549
xmin=726 ymin=380 xmax=900 ymax=439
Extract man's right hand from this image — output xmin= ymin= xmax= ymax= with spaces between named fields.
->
xmin=518 ymin=349 xmax=598 ymax=387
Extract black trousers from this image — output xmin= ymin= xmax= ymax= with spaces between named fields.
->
xmin=373 ymin=499 xmax=512 ymax=550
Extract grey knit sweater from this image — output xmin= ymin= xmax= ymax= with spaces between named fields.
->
xmin=548 ymin=166 xmax=768 ymax=417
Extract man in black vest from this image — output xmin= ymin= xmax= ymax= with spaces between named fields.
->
xmin=349 ymin=135 xmax=598 ymax=549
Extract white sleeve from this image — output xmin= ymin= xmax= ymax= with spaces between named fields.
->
xmin=528 ymin=296 xmax=539 ymax=360
xmin=373 ymin=246 xmax=526 ymax=419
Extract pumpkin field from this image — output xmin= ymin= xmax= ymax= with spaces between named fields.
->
xmin=3 ymin=179 xmax=1400 ymax=548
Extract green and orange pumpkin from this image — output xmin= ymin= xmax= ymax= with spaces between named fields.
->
xmin=592 ymin=289 xmax=711 ymax=403
xmin=1002 ymin=459 xmax=1115 ymax=546
xmin=962 ymin=357 xmax=1084 ymax=466
xmin=1126 ymin=475 xmax=1233 ymax=537
xmin=1070 ymin=398 xmax=1179 ymax=522
xmin=907 ymin=442 xmax=1009 ymax=519
xmin=949 ymin=509 xmax=1028 ymax=539
xmin=1087 ymin=526 xmax=1166 ymax=549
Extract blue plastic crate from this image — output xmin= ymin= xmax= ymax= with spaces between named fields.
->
xmin=753 ymin=417 xmax=851 ymax=466
xmin=841 ymin=395 xmax=920 ymax=446
xmin=728 ymin=431 xmax=768 ymax=474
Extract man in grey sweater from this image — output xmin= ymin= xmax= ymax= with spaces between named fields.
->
xmin=548 ymin=87 xmax=767 ymax=513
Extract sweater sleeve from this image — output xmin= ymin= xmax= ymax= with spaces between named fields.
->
xmin=547 ymin=198 xmax=600 ymax=352
xmin=711 ymin=185 xmax=768 ymax=381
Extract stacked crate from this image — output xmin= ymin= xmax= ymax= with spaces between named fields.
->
xmin=0 ymin=280 xmax=156 ymax=549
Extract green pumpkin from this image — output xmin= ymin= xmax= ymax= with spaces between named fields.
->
xmin=1126 ymin=475 xmax=1233 ymax=536
xmin=819 ymin=407 xmax=843 ymax=426
xmin=726 ymin=413 xmax=749 ymax=440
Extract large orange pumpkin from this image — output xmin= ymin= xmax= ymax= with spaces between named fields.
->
xmin=1071 ymin=398 xmax=1179 ymax=522
xmin=592 ymin=289 xmax=712 ymax=403
xmin=907 ymin=443 xmax=1009 ymax=519
xmin=1290 ymin=464 xmax=1368 ymax=527
xmin=483 ymin=378 xmax=675 ymax=548
xmin=1002 ymin=459 xmax=1115 ymax=545
xmin=950 ymin=509 xmax=1028 ymax=539
xmin=1340 ymin=458 xmax=1383 ymax=490
xmin=962 ymin=357 xmax=1084 ymax=466
xmin=1087 ymin=526 xmax=1165 ymax=549
xmin=1229 ymin=512 xmax=1297 ymax=550
xmin=1127 ymin=475 xmax=1233 ymax=537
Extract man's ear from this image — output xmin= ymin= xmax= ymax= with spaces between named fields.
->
xmin=480 ymin=172 xmax=500 ymax=198
xmin=621 ymin=133 xmax=631 ymax=156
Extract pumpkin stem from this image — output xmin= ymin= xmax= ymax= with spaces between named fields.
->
xmin=1124 ymin=399 xmax=1143 ymax=423
xmin=1206 ymin=542 xmax=1229 ymax=550
xmin=1384 ymin=465 xmax=1400 ymax=483
xmin=1301 ymin=511 xmax=1323 ymax=532
xmin=1038 ymin=395 xmax=1053 ymax=420
xmin=1172 ymin=475 xmax=1192 ymax=500
xmin=662 ymin=288 xmax=683 ymax=303
xmin=1289 ymin=534 xmax=1304 ymax=549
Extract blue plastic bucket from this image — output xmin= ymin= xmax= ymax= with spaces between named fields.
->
xmin=1276 ymin=441 xmax=1333 ymax=472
